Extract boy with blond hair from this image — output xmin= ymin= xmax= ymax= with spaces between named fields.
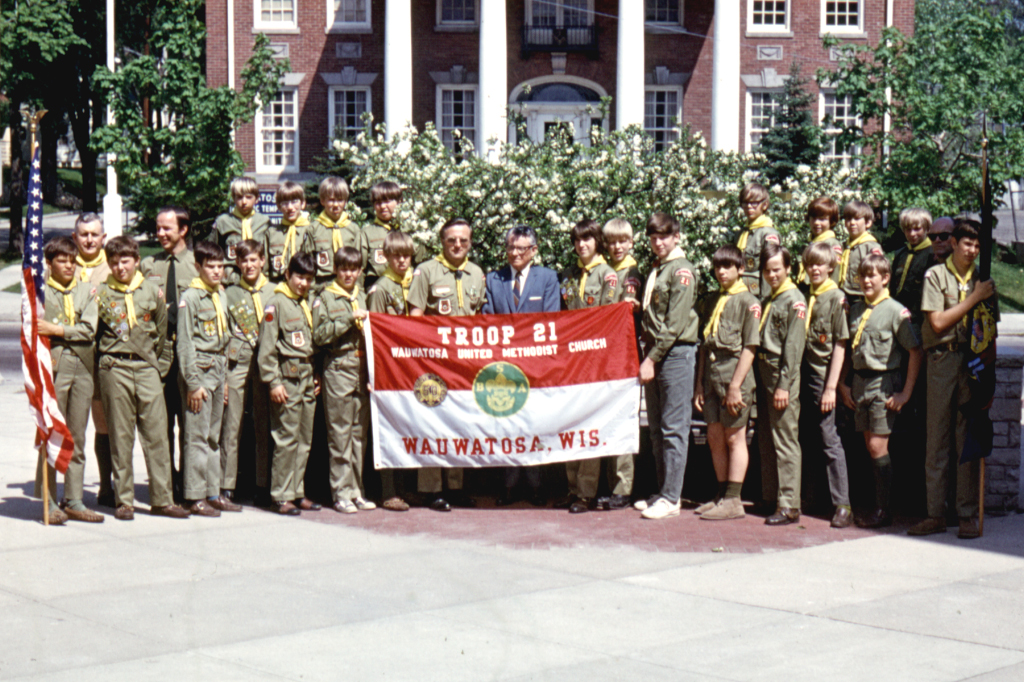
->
xmin=267 ymin=181 xmax=311 ymax=282
xmin=210 ymin=177 xmax=269 ymax=285
xmin=890 ymin=207 xmax=935 ymax=333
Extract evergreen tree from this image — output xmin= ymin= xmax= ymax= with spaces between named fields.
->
xmin=756 ymin=62 xmax=824 ymax=185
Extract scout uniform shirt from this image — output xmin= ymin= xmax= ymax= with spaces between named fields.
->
xmin=838 ymin=232 xmax=884 ymax=298
xmin=361 ymin=218 xmax=429 ymax=279
xmin=407 ymin=256 xmax=486 ymax=316
xmin=758 ymin=280 xmax=807 ymax=393
xmin=76 ymin=251 xmax=112 ymax=287
xmin=224 ymin=275 xmax=276 ymax=362
xmin=700 ymin=281 xmax=761 ymax=397
xmin=266 ymin=212 xmax=311 ymax=281
xmin=890 ymin=238 xmax=934 ymax=331
xmin=176 ymin=279 xmax=230 ymax=393
xmin=641 ymin=247 xmax=699 ymax=363
xmin=96 ymin=272 xmax=170 ymax=376
xmin=367 ymin=267 xmax=412 ymax=315
xmin=44 ymin=276 xmax=98 ymax=370
xmin=304 ymin=211 xmax=364 ymax=282
xmin=140 ymin=247 xmax=198 ymax=340
xmin=920 ymin=257 xmax=998 ymax=349
xmin=736 ymin=215 xmax=780 ymax=300
xmin=312 ymin=283 xmax=367 ymax=354
xmin=609 ymin=256 xmax=643 ymax=305
xmin=796 ymin=230 xmax=843 ymax=288
xmin=560 ymin=256 xmax=617 ymax=310
xmin=848 ymin=292 xmax=920 ymax=372
xmin=803 ymin=279 xmax=849 ymax=379
xmin=209 ymin=209 xmax=270 ymax=285
xmin=257 ymin=283 xmax=316 ymax=388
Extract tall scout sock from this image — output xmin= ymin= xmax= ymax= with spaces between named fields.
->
xmin=717 ymin=481 xmax=729 ymax=500
xmin=725 ymin=481 xmax=743 ymax=499
xmin=94 ymin=433 xmax=112 ymax=493
xmin=873 ymin=455 xmax=892 ymax=511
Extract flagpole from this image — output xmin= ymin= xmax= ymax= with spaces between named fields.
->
xmin=29 ymin=109 xmax=52 ymax=527
xmin=979 ymin=115 xmax=993 ymax=537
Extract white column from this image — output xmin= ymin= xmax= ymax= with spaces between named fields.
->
xmin=103 ymin=0 xmax=122 ymax=237
xmin=478 ymin=0 xmax=508 ymax=160
xmin=615 ymin=0 xmax=645 ymax=130
xmin=227 ymin=0 xmax=236 ymax=89
xmin=384 ymin=0 xmax=413 ymax=140
xmin=710 ymin=0 xmax=740 ymax=152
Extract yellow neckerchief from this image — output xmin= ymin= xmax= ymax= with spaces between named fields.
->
xmin=232 ymin=208 xmax=254 ymax=240
xmin=435 ymin=254 xmax=468 ymax=309
xmin=326 ymin=282 xmax=363 ymax=329
xmin=47 ymin=276 xmax=77 ymax=324
xmin=610 ymin=254 xmax=638 ymax=272
xmin=274 ymin=281 xmax=312 ymax=329
xmin=241 ymin=274 xmax=269 ymax=323
xmin=797 ymin=229 xmax=837 ymax=282
xmin=806 ymin=278 xmax=839 ymax=331
xmin=374 ymin=216 xmax=396 ymax=230
xmin=189 ymin=278 xmax=227 ymax=338
xmin=945 ymin=256 xmax=975 ymax=328
xmin=736 ymin=214 xmax=774 ymax=251
xmin=896 ymin=237 xmax=933 ymax=294
xmin=76 ymin=251 xmax=106 ymax=281
xmin=704 ymin=279 xmax=748 ymax=341
xmin=838 ymin=231 xmax=877 ymax=283
xmin=760 ymin=278 xmax=797 ymax=333
xmin=106 ymin=271 xmax=146 ymax=329
xmin=852 ymin=289 xmax=891 ymax=349
xmin=318 ymin=211 xmax=351 ymax=253
xmin=577 ymin=255 xmax=608 ymax=300
xmin=280 ymin=212 xmax=310 ymax=265
xmin=384 ymin=266 xmax=413 ymax=303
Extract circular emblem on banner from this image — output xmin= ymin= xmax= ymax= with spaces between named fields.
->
xmin=414 ymin=373 xmax=448 ymax=407
xmin=473 ymin=362 xmax=529 ymax=418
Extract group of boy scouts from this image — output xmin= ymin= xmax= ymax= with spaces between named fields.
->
xmin=34 ymin=176 xmax=996 ymax=541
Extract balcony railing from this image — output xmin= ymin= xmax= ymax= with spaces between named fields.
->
xmin=521 ymin=24 xmax=598 ymax=57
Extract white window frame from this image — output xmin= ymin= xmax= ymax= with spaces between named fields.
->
xmin=820 ymin=0 xmax=864 ymax=35
xmin=327 ymin=0 xmax=372 ymax=33
xmin=328 ymin=86 xmax=371 ymax=143
xmin=645 ymin=0 xmax=683 ymax=27
xmin=437 ymin=0 xmax=479 ymax=27
xmin=525 ymin=0 xmax=594 ymax=27
xmin=644 ymin=86 xmax=684 ymax=151
xmin=256 ymin=88 xmax=299 ymax=173
xmin=819 ymin=90 xmax=861 ymax=168
xmin=436 ymin=85 xmax=479 ymax=153
xmin=746 ymin=0 xmax=790 ymax=34
xmin=745 ymin=88 xmax=781 ymax=152
xmin=254 ymin=0 xmax=297 ymax=31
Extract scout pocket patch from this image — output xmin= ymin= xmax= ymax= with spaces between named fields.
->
xmin=290 ymin=331 xmax=306 ymax=347
xmin=317 ymin=251 xmax=331 ymax=268
xmin=227 ymin=245 xmax=237 ymax=261
xmin=438 ymin=299 xmax=452 ymax=315
xmin=374 ymin=249 xmax=387 ymax=265
xmin=432 ymin=285 xmax=451 ymax=297
xmin=272 ymin=255 xmax=284 ymax=273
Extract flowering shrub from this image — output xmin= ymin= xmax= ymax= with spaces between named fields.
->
xmin=330 ymin=118 xmax=862 ymax=289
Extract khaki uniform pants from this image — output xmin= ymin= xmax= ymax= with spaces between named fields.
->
xmin=925 ymin=348 xmax=979 ymax=519
xmin=323 ymin=353 xmax=369 ymax=502
xmin=221 ymin=346 xmax=271 ymax=489
xmin=34 ymin=351 xmax=94 ymax=503
xmin=270 ymin=367 xmax=316 ymax=502
xmin=758 ymin=359 xmax=802 ymax=509
xmin=418 ymin=467 xmax=463 ymax=494
xmin=99 ymin=357 xmax=173 ymax=508
xmin=180 ymin=354 xmax=227 ymax=500
xmin=604 ymin=455 xmax=634 ymax=496
xmin=566 ymin=458 xmax=601 ymax=499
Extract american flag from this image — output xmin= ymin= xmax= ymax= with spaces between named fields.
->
xmin=21 ymin=147 xmax=74 ymax=473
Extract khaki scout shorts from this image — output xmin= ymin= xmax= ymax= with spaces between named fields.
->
xmin=852 ymin=371 xmax=902 ymax=435
xmin=703 ymin=379 xmax=754 ymax=430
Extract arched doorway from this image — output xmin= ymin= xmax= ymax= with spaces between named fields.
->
xmin=508 ymin=76 xmax=608 ymax=146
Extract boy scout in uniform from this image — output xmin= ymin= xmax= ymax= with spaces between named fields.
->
xmin=178 ymin=241 xmax=239 ymax=516
xmin=796 ymin=196 xmax=844 ymax=290
xmin=890 ymin=208 xmax=935 ymax=334
xmin=258 ymin=252 xmax=320 ymax=516
xmin=37 ymin=237 xmax=102 ymax=523
xmin=837 ymin=200 xmax=884 ymax=301
xmin=839 ymin=255 xmax=922 ymax=529
xmin=735 ymin=183 xmax=780 ymax=300
xmin=693 ymin=245 xmax=760 ymax=521
xmin=756 ymin=243 xmax=808 ymax=526
xmin=313 ymin=247 xmax=375 ymax=514
xmin=222 ymin=240 xmax=275 ymax=501
xmin=209 ymin=177 xmax=270 ymax=286
xmin=408 ymin=218 xmax=485 ymax=511
xmin=636 ymin=213 xmax=699 ymax=520
xmin=558 ymin=219 xmax=618 ymax=513
xmin=361 ymin=181 xmax=428 ymax=290
xmin=800 ymin=242 xmax=853 ymax=528
xmin=266 ymin=181 xmax=312 ymax=282
xmin=909 ymin=219 xmax=996 ymax=540
xmin=305 ymin=176 xmax=365 ymax=291
xmin=97 ymin=236 xmax=190 ymax=520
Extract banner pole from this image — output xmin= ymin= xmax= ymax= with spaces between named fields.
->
xmin=979 ymin=460 xmax=986 ymax=536
xmin=28 ymin=109 xmax=51 ymax=527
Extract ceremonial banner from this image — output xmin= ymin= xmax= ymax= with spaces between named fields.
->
xmin=367 ymin=302 xmax=640 ymax=468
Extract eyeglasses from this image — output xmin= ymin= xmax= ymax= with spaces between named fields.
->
xmin=931 ymin=232 xmax=953 ymax=241
xmin=506 ymin=245 xmax=535 ymax=254
xmin=445 ymin=238 xmax=471 ymax=246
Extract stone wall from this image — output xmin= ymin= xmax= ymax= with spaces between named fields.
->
xmin=986 ymin=352 xmax=1022 ymax=512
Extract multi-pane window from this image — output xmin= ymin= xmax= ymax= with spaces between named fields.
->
xmin=440 ymin=0 xmax=475 ymax=23
xmin=821 ymin=92 xmax=860 ymax=167
xmin=260 ymin=0 xmax=294 ymax=23
xmin=823 ymin=1 xmax=861 ymax=32
xmin=749 ymin=91 xmax=780 ymax=149
xmin=644 ymin=89 xmax=681 ymax=151
xmin=259 ymin=90 xmax=297 ymax=171
xmin=330 ymin=89 xmax=369 ymax=141
xmin=333 ymin=0 xmax=368 ymax=25
xmin=530 ymin=0 xmax=590 ymax=26
xmin=439 ymin=88 xmax=477 ymax=152
xmin=646 ymin=0 xmax=680 ymax=23
xmin=750 ymin=0 xmax=787 ymax=29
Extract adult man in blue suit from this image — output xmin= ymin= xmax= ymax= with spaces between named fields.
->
xmin=483 ymin=225 xmax=560 ymax=506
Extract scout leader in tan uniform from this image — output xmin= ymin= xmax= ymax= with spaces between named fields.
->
xmin=305 ymin=176 xmax=366 ymax=291
xmin=258 ymin=252 xmax=320 ymax=516
xmin=266 ymin=181 xmax=312 ymax=282
xmin=558 ymin=219 xmax=618 ymax=514
xmin=796 ymin=196 xmax=844 ymax=290
xmin=756 ymin=243 xmax=808 ymax=526
xmin=909 ymin=218 xmax=996 ymax=540
xmin=36 ymin=237 xmax=102 ymax=523
xmin=313 ymin=247 xmax=376 ymax=514
xmin=839 ymin=255 xmax=922 ymax=530
xmin=408 ymin=217 xmax=486 ymax=512
xmin=222 ymin=239 xmax=275 ymax=501
xmin=693 ymin=245 xmax=760 ymax=521
xmin=177 ymin=241 xmax=239 ymax=517
xmin=208 ymin=177 xmax=270 ymax=286
xmin=96 ymin=236 xmax=190 ymax=520
xmin=361 ymin=181 xmax=429 ymax=290
xmin=837 ymin=200 xmax=884 ymax=300
xmin=735 ymin=182 xmax=781 ymax=300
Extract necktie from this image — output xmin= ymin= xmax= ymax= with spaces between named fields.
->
xmin=513 ymin=271 xmax=522 ymax=307
xmin=166 ymin=256 xmax=178 ymax=330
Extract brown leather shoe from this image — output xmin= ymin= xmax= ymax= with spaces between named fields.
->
xmin=856 ymin=507 xmax=892 ymax=529
xmin=45 ymin=507 xmax=68 ymax=525
xmin=382 ymin=496 xmax=410 ymax=512
xmin=296 ymin=497 xmax=322 ymax=511
xmin=188 ymin=500 xmax=221 ymax=517
xmin=765 ymin=507 xmax=800 ymax=526
xmin=830 ymin=506 xmax=853 ymax=529
xmin=208 ymin=495 xmax=243 ymax=513
xmin=65 ymin=506 xmax=104 ymax=523
xmin=274 ymin=500 xmax=301 ymax=516
xmin=115 ymin=504 xmax=135 ymax=521
xmin=151 ymin=504 xmax=190 ymax=519
xmin=958 ymin=517 xmax=980 ymax=539
xmin=568 ymin=498 xmax=592 ymax=514
xmin=907 ymin=516 xmax=946 ymax=536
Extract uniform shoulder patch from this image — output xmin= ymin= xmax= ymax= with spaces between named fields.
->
xmin=412 ymin=268 xmax=421 ymax=277
xmin=604 ymin=272 xmax=618 ymax=285
xmin=625 ymin=276 xmax=640 ymax=293
xmin=90 ymin=287 xmax=97 ymax=296
xmin=833 ymin=244 xmax=844 ymax=254
xmin=312 ymin=299 xmax=321 ymax=308
xmin=749 ymin=303 xmax=762 ymax=319
xmin=765 ymin=233 xmax=780 ymax=244
xmin=368 ymin=285 xmax=377 ymax=294
xmin=924 ymin=270 xmax=933 ymax=279
xmin=899 ymin=307 xmax=911 ymax=319
xmin=870 ymin=247 xmax=884 ymax=256
xmin=675 ymin=268 xmax=693 ymax=286
xmin=178 ymin=300 xmax=187 ymax=308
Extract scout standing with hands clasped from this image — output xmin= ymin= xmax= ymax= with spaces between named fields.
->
xmin=735 ymin=183 xmax=780 ymax=300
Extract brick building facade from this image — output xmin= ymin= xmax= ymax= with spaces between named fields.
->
xmin=204 ymin=0 xmax=915 ymax=182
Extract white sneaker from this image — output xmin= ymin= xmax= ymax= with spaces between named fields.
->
xmin=354 ymin=497 xmax=377 ymax=511
xmin=333 ymin=499 xmax=357 ymax=514
xmin=641 ymin=498 xmax=681 ymax=520
xmin=633 ymin=495 xmax=660 ymax=512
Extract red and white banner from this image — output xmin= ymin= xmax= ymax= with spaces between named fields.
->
xmin=367 ymin=302 xmax=640 ymax=468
